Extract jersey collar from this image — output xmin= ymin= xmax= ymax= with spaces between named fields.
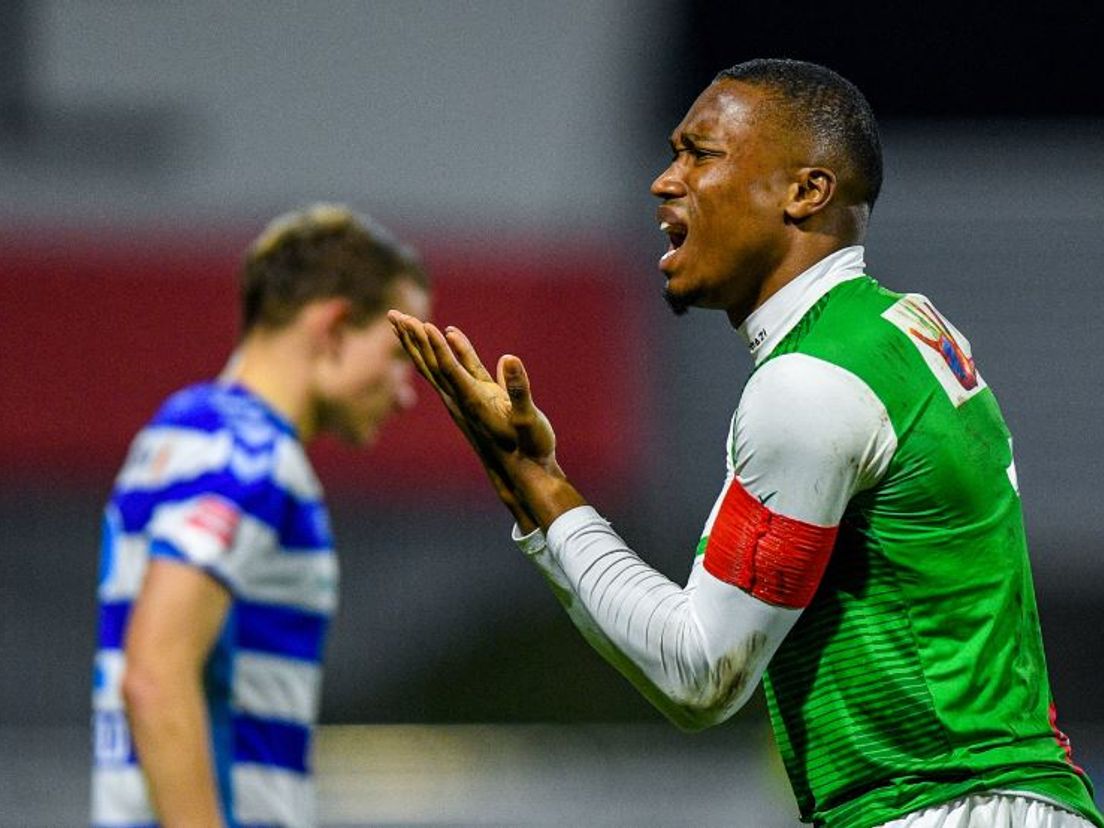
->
xmin=737 ymin=245 xmax=866 ymax=366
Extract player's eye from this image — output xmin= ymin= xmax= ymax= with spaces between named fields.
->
xmin=671 ymin=146 xmax=713 ymax=163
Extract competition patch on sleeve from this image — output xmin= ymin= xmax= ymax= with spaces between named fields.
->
xmin=186 ymin=496 xmax=240 ymax=547
xmin=882 ymin=295 xmax=987 ymax=407
xmin=149 ymin=495 xmax=242 ymax=566
xmin=703 ymin=478 xmax=837 ymax=609
xmin=116 ymin=427 xmax=234 ymax=492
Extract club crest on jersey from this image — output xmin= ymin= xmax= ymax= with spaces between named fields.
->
xmin=883 ymin=295 xmax=986 ymax=407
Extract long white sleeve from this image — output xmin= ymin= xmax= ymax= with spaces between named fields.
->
xmin=511 ymin=349 xmax=895 ymax=731
xmin=515 ymin=512 xmax=800 ymax=730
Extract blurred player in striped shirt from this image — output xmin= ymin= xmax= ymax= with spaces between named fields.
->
xmin=92 ymin=205 xmax=429 ymax=828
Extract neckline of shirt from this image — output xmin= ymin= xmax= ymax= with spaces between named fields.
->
xmin=217 ymin=381 xmax=300 ymax=439
xmin=737 ymin=245 xmax=867 ymax=366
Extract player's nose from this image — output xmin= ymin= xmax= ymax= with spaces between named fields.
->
xmin=394 ymin=374 xmax=418 ymax=411
xmin=650 ymin=163 xmax=687 ymax=200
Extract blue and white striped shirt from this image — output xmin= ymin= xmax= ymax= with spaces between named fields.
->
xmin=92 ymin=383 xmax=338 ymax=828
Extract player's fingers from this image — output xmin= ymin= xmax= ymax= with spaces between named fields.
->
xmin=498 ymin=355 xmax=555 ymax=458
xmin=428 ymin=325 xmax=517 ymax=445
xmin=402 ymin=315 xmax=438 ymax=372
xmin=401 ymin=329 xmax=448 ymax=396
xmin=500 ymin=355 xmax=536 ymax=416
xmin=389 ymin=314 xmax=428 ymax=374
xmin=404 ymin=316 xmax=461 ymax=397
xmin=444 ymin=326 xmax=494 ymax=383
xmin=425 ymin=323 xmax=484 ymax=403
xmin=390 ymin=314 xmax=441 ymax=387
xmin=391 ymin=316 xmax=484 ymax=437
xmin=395 ymin=314 xmax=469 ymax=408
xmin=389 ymin=314 xmax=430 ymax=377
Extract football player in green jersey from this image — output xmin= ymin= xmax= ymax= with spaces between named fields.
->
xmin=389 ymin=59 xmax=1102 ymax=828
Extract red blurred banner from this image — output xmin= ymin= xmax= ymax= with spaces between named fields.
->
xmin=0 ymin=231 xmax=650 ymax=499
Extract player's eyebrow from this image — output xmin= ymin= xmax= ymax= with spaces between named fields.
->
xmin=668 ymin=131 xmax=716 ymax=151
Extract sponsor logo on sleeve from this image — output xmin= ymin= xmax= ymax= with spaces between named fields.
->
xmin=183 ymin=495 xmax=241 ymax=556
xmin=883 ymin=295 xmax=987 ymax=407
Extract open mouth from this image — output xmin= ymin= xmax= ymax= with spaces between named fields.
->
xmin=659 ymin=221 xmax=687 ymax=266
xmin=661 ymin=221 xmax=687 ymax=250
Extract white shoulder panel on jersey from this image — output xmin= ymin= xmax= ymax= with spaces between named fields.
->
xmin=116 ymin=426 xmax=320 ymax=502
xmin=731 ymin=352 xmax=897 ymax=526
xmin=116 ymin=427 xmax=234 ymax=492
xmin=273 ymin=436 xmax=323 ymax=500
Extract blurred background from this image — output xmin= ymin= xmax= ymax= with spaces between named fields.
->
xmin=1 ymin=2 xmax=1101 ymax=825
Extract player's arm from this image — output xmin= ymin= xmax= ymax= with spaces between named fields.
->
xmin=392 ymin=314 xmax=894 ymax=728
xmin=388 ymin=314 xmax=767 ymax=726
xmin=512 ymin=516 xmax=802 ymax=730
xmin=122 ymin=558 xmax=230 ymax=827
xmin=514 ymin=355 xmax=893 ymax=728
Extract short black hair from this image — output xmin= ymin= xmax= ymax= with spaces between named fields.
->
xmin=241 ymin=203 xmax=428 ymax=334
xmin=715 ymin=59 xmax=883 ymax=208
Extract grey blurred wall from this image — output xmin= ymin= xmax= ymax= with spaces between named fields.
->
xmin=1 ymin=0 xmax=667 ymax=228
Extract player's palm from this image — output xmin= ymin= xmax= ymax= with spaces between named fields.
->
xmin=388 ymin=312 xmax=555 ymax=465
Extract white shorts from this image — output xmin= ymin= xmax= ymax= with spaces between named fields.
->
xmin=877 ymin=792 xmax=1095 ymax=828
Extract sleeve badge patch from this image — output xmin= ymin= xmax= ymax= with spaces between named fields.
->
xmin=182 ymin=495 xmax=241 ymax=555
xmin=883 ymin=295 xmax=987 ymax=407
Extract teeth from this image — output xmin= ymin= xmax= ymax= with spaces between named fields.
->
xmin=660 ymin=221 xmax=672 ymax=232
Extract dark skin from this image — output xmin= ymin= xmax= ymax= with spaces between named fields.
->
xmin=654 ymin=79 xmax=866 ymax=326
xmin=391 ymin=79 xmax=867 ymax=529
xmin=388 ymin=313 xmax=579 ymax=530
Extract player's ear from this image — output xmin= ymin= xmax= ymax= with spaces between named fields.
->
xmin=784 ymin=167 xmax=836 ymax=221
xmin=305 ymin=297 xmax=353 ymax=356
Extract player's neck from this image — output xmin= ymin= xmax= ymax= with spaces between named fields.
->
xmin=731 ymin=234 xmax=859 ymax=327
xmin=225 ymin=333 xmax=315 ymax=441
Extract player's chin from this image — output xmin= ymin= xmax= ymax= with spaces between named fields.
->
xmin=662 ymin=279 xmax=700 ymax=317
xmin=351 ymin=421 xmax=382 ymax=447
xmin=330 ymin=414 xmax=380 ymax=447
